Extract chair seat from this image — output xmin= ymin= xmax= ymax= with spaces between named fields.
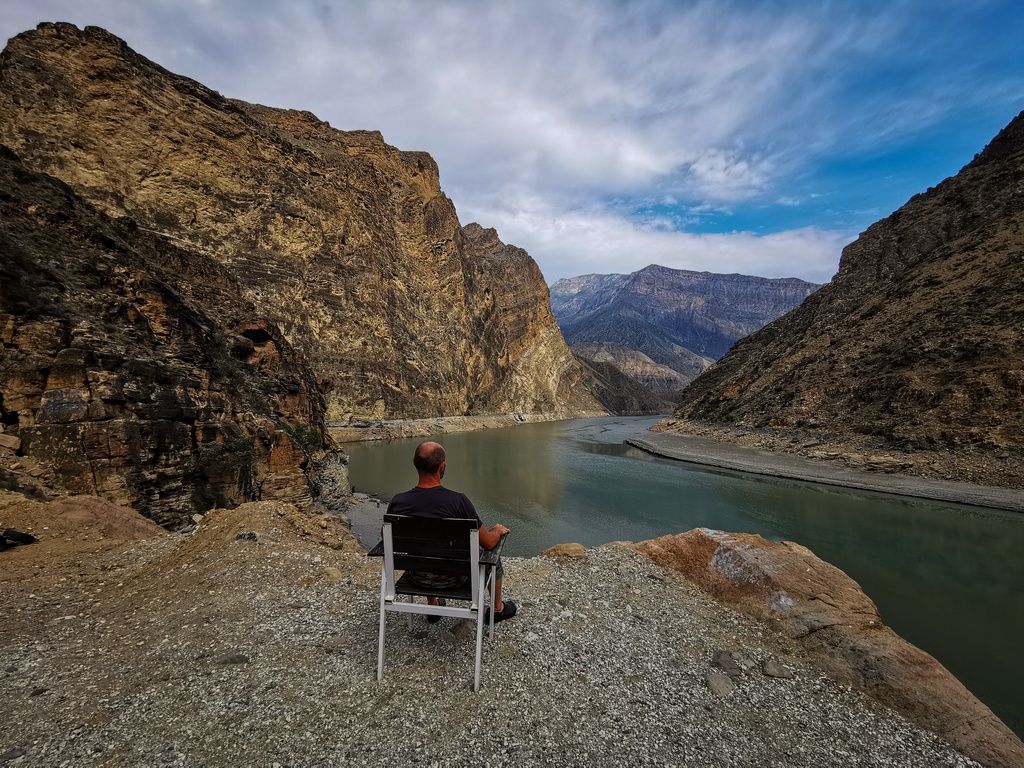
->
xmin=394 ymin=572 xmax=474 ymax=601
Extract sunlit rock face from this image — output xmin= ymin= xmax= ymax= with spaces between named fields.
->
xmin=569 ymin=343 xmax=687 ymax=411
xmin=457 ymin=223 xmax=606 ymax=418
xmin=0 ymin=147 xmax=331 ymax=527
xmin=660 ymin=110 xmax=1024 ymax=455
xmin=0 ymin=22 xmax=603 ymax=423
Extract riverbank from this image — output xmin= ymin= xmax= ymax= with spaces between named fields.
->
xmin=628 ymin=430 xmax=1024 ymax=513
xmin=0 ymin=491 xmax=993 ymax=767
xmin=652 ymin=419 xmax=1024 ymax=492
xmin=331 ymin=415 xmax=1024 ymax=512
xmin=328 ymin=412 xmax=608 ymax=443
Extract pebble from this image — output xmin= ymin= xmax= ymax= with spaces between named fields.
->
xmin=707 ymin=671 xmax=736 ymax=696
xmin=763 ymin=660 xmax=796 ymax=679
xmin=712 ymin=648 xmax=743 ymax=677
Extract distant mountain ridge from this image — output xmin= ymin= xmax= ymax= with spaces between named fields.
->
xmin=550 ymin=265 xmax=821 ymax=399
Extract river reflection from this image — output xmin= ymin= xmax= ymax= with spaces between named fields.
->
xmin=343 ymin=416 xmax=1024 ymax=738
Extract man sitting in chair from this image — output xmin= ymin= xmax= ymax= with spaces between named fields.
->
xmin=386 ymin=441 xmax=517 ymax=624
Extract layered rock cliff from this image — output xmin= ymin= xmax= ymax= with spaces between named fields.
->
xmin=0 ymin=146 xmax=338 ymax=526
xmin=573 ymin=354 xmax=673 ymax=415
xmin=0 ymin=22 xmax=603 ymax=424
xmin=551 ymin=265 xmax=820 ymax=398
xmin=658 ymin=110 xmax=1024 ymax=485
xmin=457 ymin=223 xmax=606 ymax=417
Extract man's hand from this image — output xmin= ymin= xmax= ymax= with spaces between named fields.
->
xmin=479 ymin=523 xmax=510 ymax=550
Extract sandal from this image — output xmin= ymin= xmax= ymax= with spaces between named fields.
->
xmin=487 ymin=600 xmax=517 ymax=623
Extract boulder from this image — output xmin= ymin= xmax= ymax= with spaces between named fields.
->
xmin=633 ymin=528 xmax=1024 ymax=768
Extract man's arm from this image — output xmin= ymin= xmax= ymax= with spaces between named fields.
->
xmin=478 ymin=523 xmax=510 ymax=550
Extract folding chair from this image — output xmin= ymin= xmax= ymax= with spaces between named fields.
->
xmin=369 ymin=513 xmax=505 ymax=692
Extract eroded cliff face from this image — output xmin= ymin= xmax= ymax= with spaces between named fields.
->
xmin=0 ymin=146 xmax=337 ymax=526
xmin=0 ymin=23 xmax=603 ymax=422
xmin=570 ymin=343 xmax=680 ymax=412
xmin=459 ymin=223 xmax=605 ymax=417
xmin=661 ymin=110 xmax=1024 ymax=472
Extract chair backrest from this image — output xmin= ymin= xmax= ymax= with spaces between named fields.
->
xmin=383 ymin=513 xmax=478 ymax=575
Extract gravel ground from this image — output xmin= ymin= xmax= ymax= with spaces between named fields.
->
xmin=0 ymin=500 xmax=978 ymax=767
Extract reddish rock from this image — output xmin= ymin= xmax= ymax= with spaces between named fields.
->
xmin=47 ymin=495 xmax=166 ymax=541
xmin=541 ymin=542 xmax=588 ymax=562
xmin=268 ymin=430 xmax=307 ymax=473
xmin=0 ymin=314 xmax=14 ymax=344
xmin=13 ymin=321 xmax=65 ymax=356
xmin=633 ymin=528 xmax=1024 ymax=768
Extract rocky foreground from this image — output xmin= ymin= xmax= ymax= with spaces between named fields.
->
xmin=2 ymin=492 xmax=1021 ymax=767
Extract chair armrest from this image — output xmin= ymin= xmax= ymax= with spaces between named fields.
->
xmin=479 ymin=532 xmax=508 ymax=566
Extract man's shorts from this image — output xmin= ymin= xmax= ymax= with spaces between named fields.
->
xmin=409 ymin=556 xmax=503 ymax=589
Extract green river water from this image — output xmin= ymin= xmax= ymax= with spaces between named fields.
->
xmin=343 ymin=416 xmax=1024 ymax=738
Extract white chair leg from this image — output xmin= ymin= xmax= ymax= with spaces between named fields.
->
xmin=378 ymin=581 xmax=387 ymax=681
xmin=487 ymin=571 xmax=496 ymax=640
xmin=474 ymin=603 xmax=485 ymax=693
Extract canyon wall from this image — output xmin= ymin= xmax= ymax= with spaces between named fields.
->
xmin=659 ymin=110 xmax=1024 ymax=471
xmin=0 ymin=23 xmax=603 ymax=426
xmin=0 ymin=146 xmax=336 ymax=526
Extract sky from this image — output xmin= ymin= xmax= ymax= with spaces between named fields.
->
xmin=2 ymin=1 xmax=1022 ymax=285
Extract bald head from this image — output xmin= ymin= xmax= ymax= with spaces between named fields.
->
xmin=413 ymin=441 xmax=446 ymax=477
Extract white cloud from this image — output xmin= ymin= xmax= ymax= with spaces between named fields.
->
xmin=684 ymin=148 xmax=772 ymax=202
xmin=458 ymin=193 xmax=849 ymax=285
xmin=101 ymin=0 xmax=817 ymax=203
xmin=1 ymin=0 xmax=1021 ymax=285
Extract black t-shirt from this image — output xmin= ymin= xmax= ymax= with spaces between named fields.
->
xmin=386 ymin=485 xmax=482 ymax=526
